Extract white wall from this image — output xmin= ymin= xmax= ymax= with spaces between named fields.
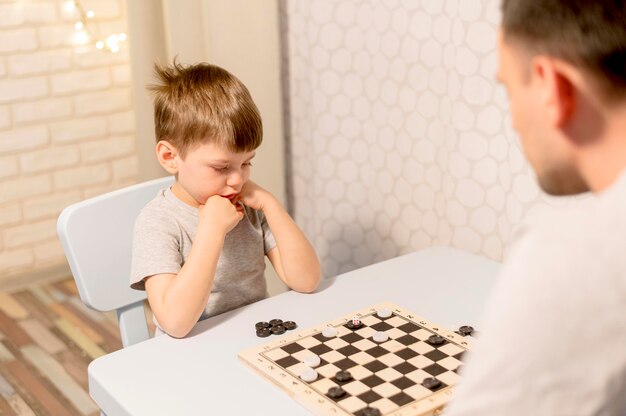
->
xmin=283 ymin=0 xmax=579 ymax=278
xmin=127 ymin=0 xmax=168 ymax=181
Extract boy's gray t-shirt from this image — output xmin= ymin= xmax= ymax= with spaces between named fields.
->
xmin=130 ymin=187 xmax=276 ymax=325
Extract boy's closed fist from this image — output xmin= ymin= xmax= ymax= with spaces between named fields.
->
xmin=199 ymin=195 xmax=243 ymax=235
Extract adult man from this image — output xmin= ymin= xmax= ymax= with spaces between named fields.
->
xmin=445 ymin=0 xmax=626 ymax=414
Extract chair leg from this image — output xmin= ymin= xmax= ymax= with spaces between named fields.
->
xmin=117 ymin=301 xmax=150 ymax=347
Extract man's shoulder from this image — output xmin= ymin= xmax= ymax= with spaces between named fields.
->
xmin=504 ymin=181 xmax=626 ymax=288
xmin=528 ymin=178 xmax=626 ymax=239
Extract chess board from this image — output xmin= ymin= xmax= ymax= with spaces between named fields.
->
xmin=238 ymin=302 xmax=473 ymax=416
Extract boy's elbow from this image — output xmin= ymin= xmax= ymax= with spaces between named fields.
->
xmin=158 ymin=317 xmax=195 ymax=339
xmin=165 ymin=328 xmax=190 ymax=339
xmin=306 ymin=275 xmax=322 ymax=293
xmin=299 ymin=283 xmax=318 ymax=294
xmin=293 ymin=270 xmax=321 ymax=293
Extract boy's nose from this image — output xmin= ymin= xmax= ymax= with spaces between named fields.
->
xmin=227 ymin=170 xmax=243 ymax=186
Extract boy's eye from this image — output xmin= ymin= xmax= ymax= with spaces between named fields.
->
xmin=211 ymin=162 xmax=252 ymax=172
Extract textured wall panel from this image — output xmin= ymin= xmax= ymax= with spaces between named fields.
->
xmin=282 ymin=0 xmax=581 ymax=277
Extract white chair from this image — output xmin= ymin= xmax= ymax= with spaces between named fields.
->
xmin=57 ymin=176 xmax=174 ymax=348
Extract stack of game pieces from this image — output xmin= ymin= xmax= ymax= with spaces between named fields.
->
xmin=255 ymin=318 xmax=297 ymax=337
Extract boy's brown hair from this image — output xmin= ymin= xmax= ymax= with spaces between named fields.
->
xmin=501 ymin=0 xmax=626 ymax=101
xmin=149 ymin=61 xmax=263 ymax=158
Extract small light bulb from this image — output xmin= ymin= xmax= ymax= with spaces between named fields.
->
xmin=64 ymin=1 xmax=76 ymax=12
xmin=74 ymin=22 xmax=83 ymax=30
xmin=118 ymin=33 xmax=127 ymax=41
xmin=74 ymin=31 xmax=89 ymax=45
xmin=110 ymin=44 xmax=120 ymax=53
xmin=96 ymin=41 xmax=105 ymax=49
xmin=86 ymin=10 xmax=95 ymax=18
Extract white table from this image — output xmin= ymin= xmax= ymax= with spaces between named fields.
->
xmin=89 ymin=246 xmax=501 ymax=415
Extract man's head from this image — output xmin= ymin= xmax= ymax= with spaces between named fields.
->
xmin=149 ymin=61 xmax=262 ymax=159
xmin=497 ymin=0 xmax=626 ymax=195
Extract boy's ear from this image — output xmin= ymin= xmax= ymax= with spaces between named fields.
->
xmin=156 ymin=140 xmax=179 ymax=174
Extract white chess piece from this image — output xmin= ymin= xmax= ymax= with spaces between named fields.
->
xmin=322 ymin=327 xmax=338 ymax=338
xmin=303 ymin=355 xmax=321 ymax=368
xmin=377 ymin=308 xmax=392 ymax=318
xmin=299 ymin=367 xmax=318 ymax=382
xmin=373 ymin=331 xmax=389 ymax=343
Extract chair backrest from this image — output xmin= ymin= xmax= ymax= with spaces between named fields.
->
xmin=57 ymin=175 xmax=174 ymax=347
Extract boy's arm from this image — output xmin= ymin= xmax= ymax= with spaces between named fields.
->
xmin=238 ymin=181 xmax=321 ymax=292
xmin=144 ymin=196 xmax=242 ymax=338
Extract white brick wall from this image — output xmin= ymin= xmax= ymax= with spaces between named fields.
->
xmin=0 ymin=76 xmax=49 ymax=103
xmin=84 ymin=0 xmax=121 ymax=19
xmin=80 ymin=135 xmax=134 ymax=163
xmin=23 ymin=190 xmax=81 ymax=221
xmin=0 ymin=174 xmax=53 ymax=205
xmin=0 ymin=0 xmax=139 ymax=286
xmin=51 ymin=67 xmax=112 ymax=94
xmin=0 ymin=127 xmax=49 ymax=153
xmin=108 ymin=110 xmax=134 ymax=134
xmin=112 ymin=155 xmax=138 ymax=181
xmin=8 ymin=50 xmax=72 ymax=75
xmin=74 ymin=88 xmax=132 ymax=115
xmin=12 ymin=97 xmax=73 ymax=124
xmin=0 ymin=204 xmax=22 ymax=228
xmin=0 ymin=2 xmax=56 ymax=27
xmin=0 ymin=249 xmax=34 ymax=276
xmin=19 ymin=145 xmax=80 ymax=173
xmin=0 ymin=28 xmax=38 ymax=53
xmin=74 ymin=46 xmax=129 ymax=68
xmin=37 ymin=25 xmax=76 ymax=49
xmin=53 ymin=163 xmax=111 ymax=190
xmin=0 ymin=106 xmax=10 ymax=128
xmin=50 ymin=116 xmax=108 ymax=143
xmin=34 ymin=239 xmax=66 ymax=266
xmin=0 ymin=155 xmax=18 ymax=179
xmin=4 ymin=219 xmax=58 ymax=249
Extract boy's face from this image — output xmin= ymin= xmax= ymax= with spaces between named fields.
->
xmin=170 ymin=141 xmax=255 ymax=207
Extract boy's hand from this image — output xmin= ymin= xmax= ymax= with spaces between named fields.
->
xmin=237 ymin=180 xmax=274 ymax=211
xmin=198 ymin=195 xmax=243 ymax=236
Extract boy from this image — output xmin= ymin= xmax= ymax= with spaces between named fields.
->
xmin=130 ymin=61 xmax=321 ymax=338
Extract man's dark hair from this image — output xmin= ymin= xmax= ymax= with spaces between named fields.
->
xmin=501 ymin=0 xmax=626 ymax=101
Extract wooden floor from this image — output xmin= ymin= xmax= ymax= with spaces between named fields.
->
xmin=0 ymin=278 xmax=155 ymax=415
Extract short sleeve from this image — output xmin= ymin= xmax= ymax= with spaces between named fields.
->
xmin=130 ymin=207 xmax=184 ymax=290
xmin=259 ymin=211 xmax=276 ymax=254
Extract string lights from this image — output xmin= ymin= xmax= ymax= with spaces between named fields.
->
xmin=64 ymin=0 xmax=127 ymax=53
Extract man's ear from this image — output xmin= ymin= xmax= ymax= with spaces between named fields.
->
xmin=532 ymin=56 xmax=576 ymax=128
xmin=156 ymin=140 xmax=179 ymax=174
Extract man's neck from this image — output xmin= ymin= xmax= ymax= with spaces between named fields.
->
xmin=578 ymin=105 xmax=626 ymax=192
